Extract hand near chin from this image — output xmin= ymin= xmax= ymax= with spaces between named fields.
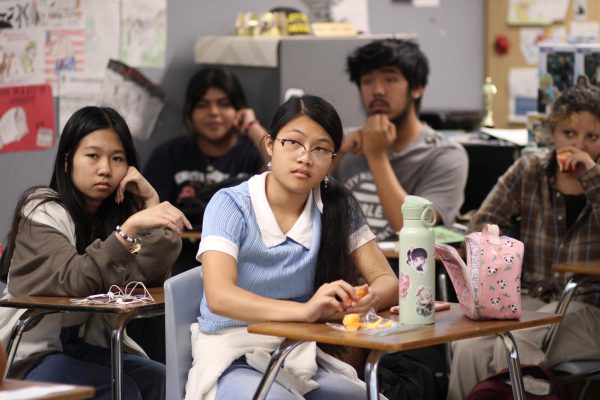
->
xmin=235 ymin=108 xmax=257 ymax=132
xmin=116 ymin=166 xmax=159 ymax=208
xmin=361 ymin=114 xmax=397 ymax=157
xmin=557 ymin=146 xmax=596 ymax=176
xmin=122 ymin=201 xmax=192 ymax=237
xmin=339 ymin=130 xmax=362 ymax=156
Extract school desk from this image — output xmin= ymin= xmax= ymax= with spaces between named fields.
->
xmin=248 ymin=303 xmax=561 ymax=400
xmin=0 ymin=287 xmax=164 ymax=400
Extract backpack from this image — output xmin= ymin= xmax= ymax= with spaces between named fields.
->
xmin=466 ymin=365 xmax=566 ymax=400
xmin=435 ymin=224 xmax=524 ymax=320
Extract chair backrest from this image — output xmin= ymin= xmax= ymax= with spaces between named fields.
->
xmin=164 ymin=266 xmax=203 ymax=400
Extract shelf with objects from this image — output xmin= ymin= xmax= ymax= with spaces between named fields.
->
xmin=193 ymin=34 xmax=412 ymax=128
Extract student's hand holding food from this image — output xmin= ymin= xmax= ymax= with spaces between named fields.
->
xmin=556 ymin=146 xmax=597 ymax=175
xmin=303 ymin=280 xmax=357 ymax=322
xmin=346 ymin=284 xmax=379 ymax=313
xmin=119 ymin=201 xmax=192 ymax=237
xmin=360 ymin=114 xmax=397 ymax=158
xmin=116 ymin=166 xmax=160 ymax=208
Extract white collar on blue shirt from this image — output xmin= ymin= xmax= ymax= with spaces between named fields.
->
xmin=249 ymin=171 xmax=323 ymax=249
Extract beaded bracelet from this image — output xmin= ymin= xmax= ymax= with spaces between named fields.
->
xmin=115 ymin=225 xmax=137 ymax=245
xmin=242 ymin=119 xmax=260 ymax=136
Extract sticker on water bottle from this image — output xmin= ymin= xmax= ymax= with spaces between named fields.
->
xmin=415 ymin=285 xmax=434 ymax=318
xmin=399 ymin=273 xmax=410 ymax=299
xmin=406 ymin=247 xmax=429 ymax=275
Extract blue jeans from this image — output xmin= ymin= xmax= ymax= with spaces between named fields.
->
xmin=26 ymin=340 xmax=165 ymax=400
xmin=216 ymin=357 xmax=366 ymax=400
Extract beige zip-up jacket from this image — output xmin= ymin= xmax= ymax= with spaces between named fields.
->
xmin=0 ymin=189 xmax=181 ymax=376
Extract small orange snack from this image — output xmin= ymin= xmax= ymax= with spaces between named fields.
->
xmin=342 ymin=313 xmax=361 ymax=331
xmin=353 ymin=288 xmax=368 ymax=300
xmin=557 ymin=150 xmax=573 ymax=172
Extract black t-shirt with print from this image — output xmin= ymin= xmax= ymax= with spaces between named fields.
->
xmin=143 ymin=135 xmax=263 ymax=229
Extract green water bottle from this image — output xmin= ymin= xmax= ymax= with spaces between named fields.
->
xmin=399 ymin=196 xmax=436 ymax=325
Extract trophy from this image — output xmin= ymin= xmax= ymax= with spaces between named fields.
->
xmin=482 ymin=77 xmax=497 ymax=128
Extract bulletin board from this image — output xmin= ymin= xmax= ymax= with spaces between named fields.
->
xmin=485 ymin=0 xmax=600 ymax=128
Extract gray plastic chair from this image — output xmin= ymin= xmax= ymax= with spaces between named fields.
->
xmin=164 ymin=267 xmax=203 ymax=400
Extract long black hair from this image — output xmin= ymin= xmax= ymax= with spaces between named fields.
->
xmin=1 ymin=107 xmax=141 ymax=281
xmin=268 ymin=95 xmax=360 ymax=290
xmin=182 ymin=67 xmax=247 ymax=138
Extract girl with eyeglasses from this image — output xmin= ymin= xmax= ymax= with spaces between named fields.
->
xmin=186 ymin=95 xmax=398 ymax=399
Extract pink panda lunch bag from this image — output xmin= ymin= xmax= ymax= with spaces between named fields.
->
xmin=434 ymin=224 xmax=524 ymax=320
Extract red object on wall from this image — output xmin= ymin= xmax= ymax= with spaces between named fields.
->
xmin=494 ymin=34 xmax=510 ymax=55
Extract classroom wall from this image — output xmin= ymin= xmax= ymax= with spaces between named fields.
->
xmin=0 ymin=0 xmax=483 ymax=242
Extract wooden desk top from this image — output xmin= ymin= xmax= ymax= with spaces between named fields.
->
xmin=0 ymin=287 xmax=164 ymax=314
xmin=552 ymin=260 xmax=600 ymax=276
xmin=248 ymin=304 xmax=561 ymax=352
xmin=0 ymin=379 xmax=94 ymax=400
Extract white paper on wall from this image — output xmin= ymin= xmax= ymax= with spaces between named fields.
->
xmin=82 ymin=0 xmax=120 ymax=75
xmin=120 ymin=0 xmax=166 ymax=68
xmin=96 ymin=59 xmax=165 ymax=140
xmin=508 ymin=67 xmax=538 ymax=124
xmin=58 ymin=71 xmax=103 ymax=134
xmin=0 ymin=28 xmax=45 ymax=87
xmin=331 ymin=0 xmax=370 ymax=34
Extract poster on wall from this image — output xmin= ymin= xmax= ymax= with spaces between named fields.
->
xmin=120 ymin=0 xmax=166 ymax=68
xmin=35 ymin=0 xmax=83 ymax=28
xmin=58 ymin=71 xmax=103 ymax=134
xmin=538 ymin=43 xmax=576 ymax=91
xmin=97 ymin=59 xmax=165 ymax=141
xmin=0 ymin=0 xmax=82 ymax=29
xmin=0 ymin=1 xmax=37 ymax=29
xmin=44 ymin=27 xmax=86 ymax=91
xmin=0 ymin=84 xmax=54 ymax=153
xmin=82 ymin=0 xmax=120 ymax=75
xmin=507 ymin=0 xmax=568 ymax=25
xmin=0 ymin=28 xmax=45 ymax=87
xmin=508 ymin=68 xmax=538 ymax=124
xmin=575 ymin=44 xmax=600 ymax=88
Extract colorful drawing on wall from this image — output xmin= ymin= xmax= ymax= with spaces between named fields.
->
xmin=120 ymin=0 xmax=166 ymax=68
xmin=35 ymin=0 xmax=83 ymax=28
xmin=0 ymin=1 xmax=37 ymax=29
xmin=0 ymin=28 xmax=45 ymax=87
xmin=97 ymin=59 xmax=165 ymax=141
xmin=0 ymin=84 xmax=55 ymax=153
xmin=44 ymin=27 xmax=85 ymax=91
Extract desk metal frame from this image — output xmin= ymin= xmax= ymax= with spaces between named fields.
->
xmin=249 ymin=304 xmax=561 ymax=400
xmin=1 ymin=289 xmax=164 ymax=400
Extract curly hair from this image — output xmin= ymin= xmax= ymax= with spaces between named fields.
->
xmin=546 ymin=86 xmax=600 ymax=132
